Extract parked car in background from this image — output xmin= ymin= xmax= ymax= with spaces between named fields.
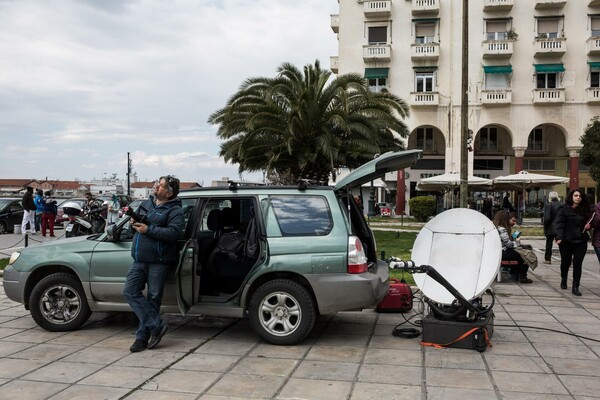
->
xmin=2 ymin=150 xmax=422 ymax=345
xmin=0 ymin=198 xmax=24 ymax=234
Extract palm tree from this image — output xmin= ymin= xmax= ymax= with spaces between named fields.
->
xmin=208 ymin=60 xmax=409 ymax=183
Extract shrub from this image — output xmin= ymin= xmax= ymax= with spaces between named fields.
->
xmin=409 ymin=196 xmax=437 ymax=222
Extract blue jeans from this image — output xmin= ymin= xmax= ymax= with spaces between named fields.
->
xmin=123 ymin=261 xmax=170 ymax=342
xmin=595 ymin=246 xmax=600 ymax=264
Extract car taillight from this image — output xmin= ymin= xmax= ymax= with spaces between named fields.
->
xmin=347 ymin=236 xmax=368 ymax=274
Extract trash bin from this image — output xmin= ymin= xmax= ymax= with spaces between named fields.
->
xmin=14 ymin=225 xmax=21 ymax=234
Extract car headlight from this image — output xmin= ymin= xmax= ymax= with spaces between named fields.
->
xmin=8 ymin=252 xmax=20 ymax=265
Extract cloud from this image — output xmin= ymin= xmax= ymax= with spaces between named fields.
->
xmin=0 ymin=0 xmax=338 ymax=183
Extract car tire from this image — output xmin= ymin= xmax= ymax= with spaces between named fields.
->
xmin=29 ymin=272 xmax=91 ymax=331
xmin=248 ymin=279 xmax=316 ymax=345
xmin=0 ymin=222 xmax=6 ymax=234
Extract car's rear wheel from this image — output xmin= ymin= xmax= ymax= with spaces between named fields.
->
xmin=248 ymin=279 xmax=316 ymax=345
xmin=29 ymin=272 xmax=91 ymax=331
xmin=0 ymin=222 xmax=7 ymax=234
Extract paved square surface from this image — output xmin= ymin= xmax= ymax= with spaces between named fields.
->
xmin=1 ymin=236 xmax=600 ymax=399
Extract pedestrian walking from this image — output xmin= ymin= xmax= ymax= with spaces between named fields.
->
xmin=543 ymin=191 xmax=562 ymax=264
xmin=41 ymin=191 xmax=58 ymax=237
xmin=555 ymin=189 xmax=592 ymax=296
xmin=20 ymin=186 xmax=36 ymax=235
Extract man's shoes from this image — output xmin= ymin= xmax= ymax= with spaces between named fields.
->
xmin=147 ymin=323 xmax=168 ymax=349
xmin=543 ymin=260 xmax=551 ymax=265
xmin=560 ymin=280 xmax=567 ymax=289
xmin=50 ymin=234 xmax=56 ymax=237
xmin=572 ymin=288 xmax=582 ymax=296
xmin=519 ymin=277 xmax=533 ymax=284
xmin=130 ymin=339 xmax=148 ymax=353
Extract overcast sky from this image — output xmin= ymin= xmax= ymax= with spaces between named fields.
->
xmin=0 ymin=0 xmax=338 ymax=185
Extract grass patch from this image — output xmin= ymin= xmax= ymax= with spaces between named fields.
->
xmin=0 ymin=258 xmax=9 ymax=271
xmin=373 ymin=230 xmax=418 ymax=284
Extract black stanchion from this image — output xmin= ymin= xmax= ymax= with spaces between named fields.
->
xmin=24 ymin=233 xmax=28 ymax=248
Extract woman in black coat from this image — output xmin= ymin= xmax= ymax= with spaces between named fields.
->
xmin=555 ymin=189 xmax=592 ymax=296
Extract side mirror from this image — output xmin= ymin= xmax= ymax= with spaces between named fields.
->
xmin=106 ymin=224 xmax=120 ymax=242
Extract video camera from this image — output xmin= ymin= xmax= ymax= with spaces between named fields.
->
xmin=125 ymin=208 xmax=148 ymax=224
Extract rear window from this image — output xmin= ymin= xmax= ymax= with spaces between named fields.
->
xmin=268 ymin=195 xmax=333 ymax=236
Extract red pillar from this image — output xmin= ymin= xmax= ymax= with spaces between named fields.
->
xmin=570 ymin=156 xmax=579 ymax=190
xmin=515 ymin=157 xmax=524 ymax=173
xmin=396 ymin=170 xmax=406 ymax=215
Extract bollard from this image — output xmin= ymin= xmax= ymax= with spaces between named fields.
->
xmin=25 ymin=233 xmax=28 ymax=248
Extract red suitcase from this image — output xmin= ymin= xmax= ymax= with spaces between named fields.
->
xmin=376 ymin=278 xmax=413 ymax=313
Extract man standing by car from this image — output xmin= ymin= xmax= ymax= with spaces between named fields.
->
xmin=20 ymin=186 xmax=36 ymax=235
xmin=123 ymin=175 xmax=185 ymax=352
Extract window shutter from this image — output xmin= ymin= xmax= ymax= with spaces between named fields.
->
xmin=416 ymin=24 xmax=435 ymax=37
xmin=591 ymin=17 xmax=600 ymax=30
xmin=486 ymin=21 xmax=506 ymax=33
xmin=538 ymin=19 xmax=558 ymax=34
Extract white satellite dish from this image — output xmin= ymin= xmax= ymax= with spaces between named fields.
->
xmin=411 ymin=208 xmax=502 ymax=305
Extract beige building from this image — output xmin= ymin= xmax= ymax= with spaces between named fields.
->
xmin=331 ymin=0 xmax=600 ymax=214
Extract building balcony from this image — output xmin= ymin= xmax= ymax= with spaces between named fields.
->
xmin=587 ymin=87 xmax=600 ymax=103
xmin=330 ymin=14 xmax=339 ymax=33
xmin=590 ymin=0 xmax=600 ymax=6
xmin=412 ymin=0 xmax=439 ymax=15
xmin=533 ymin=88 xmax=565 ymax=104
xmin=330 ymin=56 xmax=339 ymax=74
xmin=481 ymin=90 xmax=512 ymax=105
xmin=410 ymin=92 xmax=439 ymax=106
xmin=364 ymin=1 xmax=391 ymax=17
xmin=363 ymin=45 xmax=391 ymax=62
xmin=534 ymin=0 xmax=566 ymax=9
xmin=588 ymin=37 xmax=600 ymax=55
xmin=482 ymin=40 xmax=514 ymax=58
xmin=411 ymin=43 xmax=439 ymax=61
xmin=534 ymin=37 xmax=566 ymax=57
xmin=483 ymin=0 xmax=514 ymax=11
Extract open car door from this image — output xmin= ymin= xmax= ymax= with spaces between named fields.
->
xmin=176 ymin=238 xmax=198 ymax=316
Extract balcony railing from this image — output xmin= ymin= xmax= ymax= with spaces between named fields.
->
xmin=534 ymin=38 xmax=566 ymax=57
xmin=533 ymin=88 xmax=565 ymax=104
xmin=363 ymin=45 xmax=391 ymax=62
xmin=330 ymin=56 xmax=339 ymax=74
xmin=410 ymin=92 xmax=439 ymax=106
xmin=481 ymin=90 xmax=512 ymax=105
xmin=412 ymin=0 xmax=438 ymax=14
xmin=587 ymin=87 xmax=600 ymax=103
xmin=483 ymin=0 xmax=514 ymax=11
xmin=588 ymin=37 xmax=600 ymax=55
xmin=411 ymin=43 xmax=439 ymax=60
xmin=534 ymin=0 xmax=567 ymax=9
xmin=482 ymin=40 xmax=514 ymax=58
xmin=364 ymin=1 xmax=391 ymax=17
xmin=330 ymin=14 xmax=339 ymax=33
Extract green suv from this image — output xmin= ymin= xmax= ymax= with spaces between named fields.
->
xmin=3 ymin=150 xmax=421 ymax=345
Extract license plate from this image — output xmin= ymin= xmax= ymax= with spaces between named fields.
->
xmin=66 ymin=224 xmax=73 ymax=232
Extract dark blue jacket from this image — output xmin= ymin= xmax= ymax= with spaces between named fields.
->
xmin=555 ymin=204 xmax=590 ymax=244
xmin=131 ymin=196 xmax=185 ymax=264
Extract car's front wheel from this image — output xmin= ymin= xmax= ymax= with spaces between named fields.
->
xmin=248 ymin=279 xmax=316 ymax=345
xmin=0 ymin=222 xmax=6 ymax=234
xmin=29 ymin=272 xmax=91 ymax=331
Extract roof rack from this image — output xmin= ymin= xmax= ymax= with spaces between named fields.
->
xmin=297 ymin=179 xmax=328 ymax=190
xmin=227 ymin=180 xmax=266 ymax=190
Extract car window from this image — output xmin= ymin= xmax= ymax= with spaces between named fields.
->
xmin=266 ymin=195 xmax=333 ymax=236
xmin=10 ymin=202 xmax=23 ymax=212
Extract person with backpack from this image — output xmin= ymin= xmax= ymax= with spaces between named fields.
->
xmin=41 ymin=191 xmax=58 ymax=237
xmin=34 ymin=189 xmax=44 ymax=232
xmin=543 ymin=191 xmax=562 ymax=264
